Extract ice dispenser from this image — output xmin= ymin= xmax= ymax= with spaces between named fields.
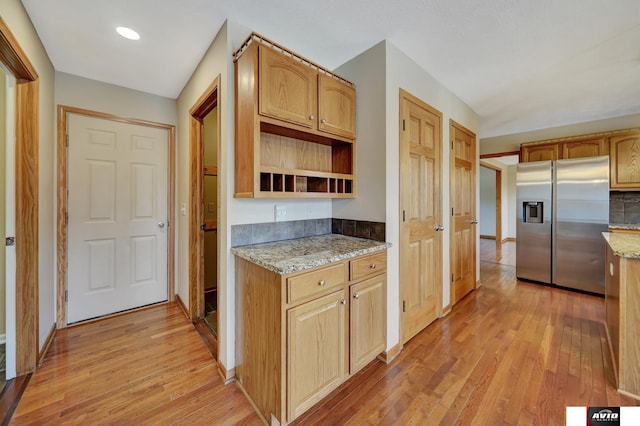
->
xmin=523 ymin=202 xmax=543 ymax=223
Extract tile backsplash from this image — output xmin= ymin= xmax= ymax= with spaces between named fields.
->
xmin=230 ymin=218 xmax=386 ymax=247
xmin=610 ymin=191 xmax=640 ymax=224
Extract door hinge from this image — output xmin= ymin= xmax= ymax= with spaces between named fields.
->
xmin=200 ymin=223 xmax=205 ymax=231
xmin=403 ymin=210 xmax=406 ymax=222
xmin=65 ymin=290 xmax=68 ymax=302
xmin=5 ymin=237 xmax=15 ymax=246
xmin=66 ymin=134 xmax=69 ymax=147
xmin=402 ymin=300 xmax=406 ymax=313
xmin=451 ymin=273 xmax=455 ymax=282
xmin=65 ymin=212 xmax=68 ymax=225
xmin=451 ymin=207 xmax=454 ymax=216
xmin=402 ymin=119 xmax=405 ymax=131
xmin=451 ymin=140 xmax=454 ymax=150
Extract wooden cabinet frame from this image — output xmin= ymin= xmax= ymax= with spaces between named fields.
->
xmin=234 ymin=33 xmax=356 ymax=198
xmin=235 ymin=250 xmax=386 ymax=425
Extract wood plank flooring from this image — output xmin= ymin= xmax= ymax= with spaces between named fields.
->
xmin=9 ymin=241 xmax=639 ymax=424
xmin=9 ymin=304 xmax=260 ymax=425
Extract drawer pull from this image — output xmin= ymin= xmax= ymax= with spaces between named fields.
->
xmin=318 ymin=280 xmax=326 ymax=286
xmin=341 ymin=299 xmax=347 ymax=305
xmin=353 ymin=293 xmax=360 ymax=299
xmin=370 ymin=264 xmax=376 ymax=269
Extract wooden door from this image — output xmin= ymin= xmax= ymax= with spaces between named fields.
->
xmin=349 ymin=275 xmax=386 ymax=374
xmin=562 ymin=137 xmax=608 ymax=159
xmin=318 ymin=74 xmax=356 ymax=139
xmin=287 ymin=290 xmax=347 ymax=421
xmin=610 ymin=132 xmax=640 ymax=189
xmin=67 ymin=114 xmax=169 ymax=323
xmin=521 ymin=143 xmax=559 ymax=162
xmin=259 ymin=46 xmax=316 ymax=129
xmin=450 ymin=120 xmax=477 ymax=305
xmin=399 ymin=90 xmax=442 ymax=344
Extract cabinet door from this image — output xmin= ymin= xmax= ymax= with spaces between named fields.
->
xmin=521 ymin=143 xmax=559 ymax=162
xmin=562 ymin=137 xmax=608 ymax=159
xmin=318 ymin=74 xmax=356 ymax=139
xmin=350 ymin=275 xmax=386 ymax=374
xmin=287 ymin=290 xmax=347 ymax=421
xmin=259 ymin=46 xmax=317 ymax=129
xmin=610 ymin=132 xmax=640 ymax=189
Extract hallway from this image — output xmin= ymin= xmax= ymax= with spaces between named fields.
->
xmin=7 ymin=243 xmax=638 ymax=424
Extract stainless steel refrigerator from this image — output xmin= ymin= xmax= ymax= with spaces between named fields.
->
xmin=516 ymin=156 xmax=609 ymax=295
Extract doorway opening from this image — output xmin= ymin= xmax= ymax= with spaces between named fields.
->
xmin=188 ymin=76 xmax=220 ymax=356
xmin=202 ymin=107 xmax=219 ymax=339
xmin=478 ymin=152 xmax=519 ymax=271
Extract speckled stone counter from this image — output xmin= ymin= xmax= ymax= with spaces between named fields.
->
xmin=609 ymin=223 xmax=640 ymax=232
xmin=231 ymin=234 xmax=390 ymax=274
xmin=603 ymin=232 xmax=640 ymax=259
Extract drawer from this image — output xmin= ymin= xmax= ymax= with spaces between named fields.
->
xmin=287 ymin=263 xmax=346 ymax=304
xmin=349 ymin=251 xmax=387 ymax=282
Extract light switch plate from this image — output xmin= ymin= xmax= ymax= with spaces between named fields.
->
xmin=275 ymin=205 xmax=286 ymax=222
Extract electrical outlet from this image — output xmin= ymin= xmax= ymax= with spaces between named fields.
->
xmin=180 ymin=203 xmax=187 ymax=216
xmin=207 ymin=203 xmax=215 ymax=213
xmin=275 ymin=205 xmax=286 ymax=222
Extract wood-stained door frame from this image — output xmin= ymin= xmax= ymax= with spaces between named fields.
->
xmin=398 ymin=89 xmax=443 ymax=344
xmin=188 ymin=76 xmax=220 ymax=323
xmin=56 ymin=106 xmax=176 ymax=328
xmin=0 ymin=17 xmax=39 ymax=375
xmin=479 ymin=161 xmax=502 ymax=243
xmin=449 ymin=119 xmax=478 ymax=305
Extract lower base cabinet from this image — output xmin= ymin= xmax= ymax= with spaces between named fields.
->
xmin=235 ymin=251 xmax=387 ymax=425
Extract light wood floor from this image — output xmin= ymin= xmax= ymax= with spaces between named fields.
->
xmin=9 ymin=305 xmax=260 ymax=425
xmin=10 ymin=242 xmax=639 ymax=424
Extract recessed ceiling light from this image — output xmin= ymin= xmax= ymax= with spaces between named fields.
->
xmin=116 ymin=26 xmax=140 ymax=41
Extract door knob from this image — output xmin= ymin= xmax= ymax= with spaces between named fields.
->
xmin=158 ymin=222 xmax=165 ymax=228
xmin=470 ymin=219 xmax=479 ymax=224
xmin=435 ymin=225 xmax=444 ymax=231
xmin=353 ymin=294 xmax=360 ymax=299
xmin=321 ymin=118 xmax=327 ymax=124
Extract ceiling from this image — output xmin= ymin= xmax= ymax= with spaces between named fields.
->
xmin=20 ymin=0 xmax=640 ymax=138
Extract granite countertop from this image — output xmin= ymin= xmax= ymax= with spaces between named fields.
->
xmin=609 ymin=223 xmax=640 ymax=231
xmin=603 ymin=232 xmax=640 ymax=259
xmin=231 ymin=234 xmax=391 ymax=275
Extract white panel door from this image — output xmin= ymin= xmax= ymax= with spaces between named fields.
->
xmin=67 ymin=114 xmax=168 ymax=324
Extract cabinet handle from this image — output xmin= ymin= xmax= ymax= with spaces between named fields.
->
xmin=370 ymin=264 xmax=376 ymax=269
xmin=321 ymin=118 xmax=327 ymax=124
xmin=353 ymin=293 xmax=360 ymax=299
xmin=341 ymin=299 xmax=347 ymax=305
xmin=318 ymin=280 xmax=326 ymax=286
xmin=309 ymin=115 xmax=315 ymax=121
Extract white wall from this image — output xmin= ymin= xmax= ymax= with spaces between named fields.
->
xmin=385 ymin=42 xmax=479 ymax=349
xmin=0 ymin=70 xmax=6 ymax=337
xmin=55 ymin=72 xmax=177 ymax=125
xmin=176 ymin=21 xmax=334 ymax=370
xmin=333 ymin=41 xmax=386 ymax=222
xmin=479 ymin=166 xmax=496 ymax=236
xmin=334 ymin=40 xmax=479 ymax=351
xmin=0 ymin=0 xmax=56 ymax=353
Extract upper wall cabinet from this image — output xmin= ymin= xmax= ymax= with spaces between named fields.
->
xmin=562 ymin=137 xmax=608 ymax=159
xmin=610 ymin=131 xmax=640 ymax=190
xmin=234 ymin=33 xmax=356 ymax=199
xmin=259 ymin=46 xmax=317 ymax=129
xmin=520 ymin=128 xmax=639 ymax=190
xmin=520 ymin=142 xmax=559 ymax=162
